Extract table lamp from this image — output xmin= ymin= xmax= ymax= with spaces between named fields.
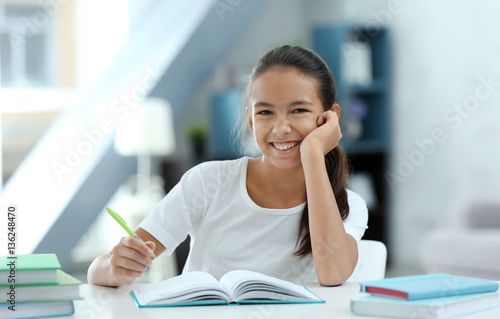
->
xmin=114 ymin=97 xmax=176 ymax=197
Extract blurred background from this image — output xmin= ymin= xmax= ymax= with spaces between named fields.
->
xmin=1 ymin=0 xmax=500 ymax=283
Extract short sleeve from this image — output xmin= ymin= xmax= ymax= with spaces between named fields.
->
xmin=343 ymin=189 xmax=369 ymax=243
xmin=138 ymin=164 xmax=212 ymax=256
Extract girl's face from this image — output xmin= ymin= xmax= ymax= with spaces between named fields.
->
xmin=248 ymin=67 xmax=325 ymax=170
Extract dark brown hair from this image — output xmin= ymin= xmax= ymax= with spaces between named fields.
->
xmin=238 ymin=45 xmax=350 ymax=258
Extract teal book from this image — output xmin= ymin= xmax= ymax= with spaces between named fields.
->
xmin=0 ymin=270 xmax=82 ymax=303
xmin=351 ymin=291 xmax=500 ymax=319
xmin=0 ymin=254 xmax=61 ymax=285
xmin=360 ymin=274 xmax=499 ymax=300
xmin=130 ymin=270 xmax=324 ymax=307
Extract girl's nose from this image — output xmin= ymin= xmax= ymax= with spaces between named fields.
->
xmin=272 ymin=116 xmax=291 ymax=136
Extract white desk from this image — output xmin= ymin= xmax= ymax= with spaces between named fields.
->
xmin=72 ymin=282 xmax=500 ymax=319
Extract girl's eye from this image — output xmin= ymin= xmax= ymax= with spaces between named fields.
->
xmin=257 ymin=110 xmax=271 ymax=115
xmin=292 ymin=108 xmax=308 ymax=113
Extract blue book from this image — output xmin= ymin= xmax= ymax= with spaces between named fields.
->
xmin=360 ymin=274 xmax=499 ymax=300
xmin=351 ymin=291 xmax=500 ymax=319
xmin=0 ymin=300 xmax=74 ymax=319
xmin=130 ymin=270 xmax=324 ymax=307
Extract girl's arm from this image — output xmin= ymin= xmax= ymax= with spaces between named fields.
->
xmin=300 ymin=109 xmax=358 ymax=286
xmin=87 ymin=228 xmax=166 ymax=286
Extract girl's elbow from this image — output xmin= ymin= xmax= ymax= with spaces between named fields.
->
xmin=317 ymin=269 xmax=349 ymax=287
xmin=318 ymin=275 xmax=345 ymax=286
xmin=316 ymin=261 xmax=357 ymax=286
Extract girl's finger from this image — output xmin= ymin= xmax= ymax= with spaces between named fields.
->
xmin=317 ymin=112 xmax=327 ymax=126
xmin=317 ymin=110 xmax=335 ymax=126
xmin=317 ymin=116 xmax=323 ymax=126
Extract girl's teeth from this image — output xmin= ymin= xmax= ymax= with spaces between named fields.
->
xmin=274 ymin=143 xmax=297 ymax=150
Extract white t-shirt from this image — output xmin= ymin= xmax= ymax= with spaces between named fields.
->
xmin=139 ymin=157 xmax=368 ymax=283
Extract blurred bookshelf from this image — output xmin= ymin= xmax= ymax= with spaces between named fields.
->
xmin=209 ymin=88 xmax=243 ymax=160
xmin=312 ymin=24 xmax=391 ymax=258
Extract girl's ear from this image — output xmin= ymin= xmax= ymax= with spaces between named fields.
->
xmin=330 ymin=103 xmax=341 ymax=118
xmin=246 ymin=107 xmax=254 ymax=132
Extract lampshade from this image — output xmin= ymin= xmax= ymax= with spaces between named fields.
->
xmin=114 ymin=98 xmax=176 ymax=156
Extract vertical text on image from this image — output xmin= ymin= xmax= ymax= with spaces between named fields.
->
xmin=7 ymin=206 xmax=17 ymax=255
xmin=6 ymin=205 xmax=18 ymax=311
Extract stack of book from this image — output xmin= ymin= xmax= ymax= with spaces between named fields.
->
xmin=0 ymin=254 xmax=82 ymax=318
xmin=351 ymin=274 xmax=500 ymax=319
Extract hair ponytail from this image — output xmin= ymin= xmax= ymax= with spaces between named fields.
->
xmin=294 ymin=147 xmax=350 ymax=257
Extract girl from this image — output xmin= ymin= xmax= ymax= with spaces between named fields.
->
xmin=88 ymin=45 xmax=368 ymax=287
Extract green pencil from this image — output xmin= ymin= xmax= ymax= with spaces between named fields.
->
xmin=106 ymin=207 xmax=156 ymax=258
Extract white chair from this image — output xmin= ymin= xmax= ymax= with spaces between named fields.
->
xmin=346 ymin=239 xmax=387 ymax=282
xmin=421 ymin=202 xmax=500 ymax=280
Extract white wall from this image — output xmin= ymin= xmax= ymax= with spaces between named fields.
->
xmin=390 ymin=0 xmax=500 ymax=269
xmin=225 ymin=0 xmax=308 ymax=66
xmin=75 ymin=0 xmax=130 ymax=89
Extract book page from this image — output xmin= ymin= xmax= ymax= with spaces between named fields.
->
xmin=219 ymin=270 xmax=322 ymax=302
xmin=133 ymin=271 xmax=231 ymax=306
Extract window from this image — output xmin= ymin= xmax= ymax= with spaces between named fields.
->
xmin=0 ymin=3 xmax=57 ymax=88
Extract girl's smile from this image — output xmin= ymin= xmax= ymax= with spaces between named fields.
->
xmin=271 ymin=141 xmax=300 ymax=151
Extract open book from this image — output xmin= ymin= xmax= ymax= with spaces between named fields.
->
xmin=130 ymin=270 xmax=324 ymax=307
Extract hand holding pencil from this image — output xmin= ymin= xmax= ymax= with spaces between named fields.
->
xmin=106 ymin=207 xmax=156 ymax=285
